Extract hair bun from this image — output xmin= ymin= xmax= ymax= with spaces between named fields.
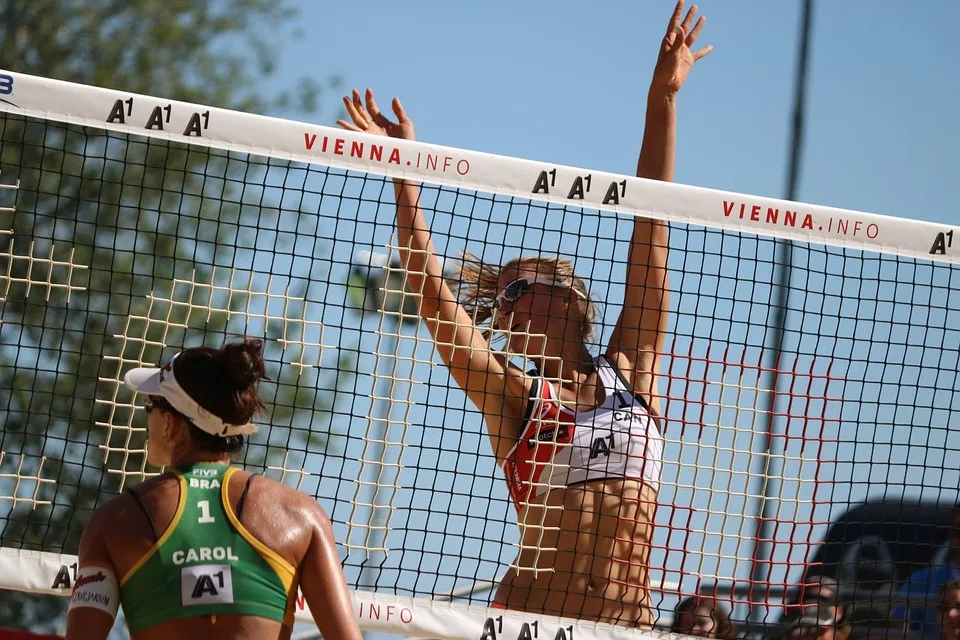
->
xmin=220 ymin=338 xmax=266 ymax=389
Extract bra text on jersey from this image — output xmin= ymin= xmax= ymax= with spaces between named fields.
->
xmin=188 ymin=477 xmax=221 ymax=489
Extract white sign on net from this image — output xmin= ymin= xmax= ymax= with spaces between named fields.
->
xmin=0 ymin=547 xmax=660 ymax=639
xmin=0 ymin=69 xmax=954 ymax=265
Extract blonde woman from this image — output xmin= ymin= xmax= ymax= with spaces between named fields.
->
xmin=338 ymin=1 xmax=710 ymax=627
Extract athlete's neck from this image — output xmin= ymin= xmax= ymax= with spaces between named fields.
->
xmin=170 ymin=449 xmax=233 ymax=469
xmin=532 ymin=343 xmax=595 ymax=386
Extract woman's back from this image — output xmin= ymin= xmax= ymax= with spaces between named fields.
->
xmin=89 ymin=463 xmax=317 ymax=640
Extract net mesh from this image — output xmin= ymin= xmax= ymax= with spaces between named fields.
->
xmin=0 ymin=78 xmax=959 ymax=639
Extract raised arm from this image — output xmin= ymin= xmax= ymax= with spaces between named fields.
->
xmin=607 ymin=1 xmax=712 ymax=414
xmin=338 ymin=91 xmax=529 ymax=459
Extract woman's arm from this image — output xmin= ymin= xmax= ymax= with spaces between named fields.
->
xmin=339 ymin=91 xmax=530 ymax=459
xmin=299 ymin=503 xmax=363 ymax=640
xmin=65 ymin=505 xmax=121 ymax=640
xmin=607 ymin=0 xmax=712 ymax=414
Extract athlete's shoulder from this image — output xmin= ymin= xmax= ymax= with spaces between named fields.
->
xmin=79 ymin=489 xmax=138 ymax=553
xmin=230 ymin=467 xmax=332 ymax=565
xmin=86 ymin=472 xmax=179 ymax=531
xmin=83 ymin=493 xmax=125 ymax=535
xmin=235 ymin=469 xmax=330 ymax=522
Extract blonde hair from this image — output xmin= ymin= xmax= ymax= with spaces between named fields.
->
xmin=447 ymin=251 xmax=597 ymax=341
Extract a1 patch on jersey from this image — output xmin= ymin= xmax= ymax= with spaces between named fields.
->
xmin=180 ymin=564 xmax=234 ymax=606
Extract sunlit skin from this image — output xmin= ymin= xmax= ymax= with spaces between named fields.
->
xmin=786 ymin=606 xmax=841 ymax=640
xmin=786 ymin=584 xmax=849 ymax=640
xmin=337 ymin=0 xmax=710 ymax=627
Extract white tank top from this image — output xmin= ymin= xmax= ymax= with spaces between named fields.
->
xmin=501 ymin=355 xmax=663 ymax=511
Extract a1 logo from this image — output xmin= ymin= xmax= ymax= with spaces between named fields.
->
xmin=180 ymin=564 xmax=234 ymax=606
xmin=930 ymin=230 xmax=954 ymax=256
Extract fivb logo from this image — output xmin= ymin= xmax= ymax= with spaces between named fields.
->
xmin=0 ymin=73 xmax=15 ymax=107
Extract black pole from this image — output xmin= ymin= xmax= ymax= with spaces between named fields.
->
xmin=747 ymin=0 xmax=814 ymax=626
xmin=784 ymin=0 xmax=814 ymax=204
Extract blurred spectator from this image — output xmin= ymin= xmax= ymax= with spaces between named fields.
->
xmin=781 ymin=576 xmax=851 ymax=640
xmin=673 ymin=594 xmax=739 ymax=639
xmin=893 ymin=506 xmax=960 ymax=637
xmin=938 ymin=579 xmax=960 ymax=640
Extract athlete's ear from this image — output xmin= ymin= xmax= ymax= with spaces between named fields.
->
xmin=164 ymin=411 xmax=188 ymax=448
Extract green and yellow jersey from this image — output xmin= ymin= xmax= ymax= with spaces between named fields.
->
xmin=119 ymin=463 xmax=296 ymax=634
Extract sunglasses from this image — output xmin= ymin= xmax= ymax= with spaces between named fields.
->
xmin=493 ymin=277 xmax=587 ymax=309
xmin=144 ymin=396 xmax=176 ymax=414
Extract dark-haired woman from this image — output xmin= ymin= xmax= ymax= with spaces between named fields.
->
xmin=65 ymin=339 xmax=362 ymax=640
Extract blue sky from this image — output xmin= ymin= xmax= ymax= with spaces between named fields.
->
xmin=267 ymin=1 xmax=958 ymax=227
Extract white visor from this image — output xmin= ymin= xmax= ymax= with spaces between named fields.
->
xmin=123 ymin=354 xmax=257 ymax=437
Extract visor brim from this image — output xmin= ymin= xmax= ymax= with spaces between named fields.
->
xmin=123 ymin=367 xmax=163 ymax=395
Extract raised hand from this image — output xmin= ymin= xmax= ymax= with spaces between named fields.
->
xmin=336 ymin=88 xmax=416 ymax=141
xmin=652 ymin=1 xmax=713 ymax=94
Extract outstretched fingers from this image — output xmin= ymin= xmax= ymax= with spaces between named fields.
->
xmin=392 ymin=97 xmax=408 ymax=124
xmin=693 ymin=44 xmax=714 ymax=61
xmin=680 ymin=4 xmax=699 ymax=35
xmin=665 ymin=26 xmax=686 ymax=52
xmin=336 ymin=119 xmax=362 ymax=132
xmin=342 ymin=90 xmax=368 ymax=128
xmin=666 ymin=0 xmax=684 ymax=37
xmin=686 ymin=15 xmax=706 ymax=45
xmin=365 ymin=88 xmax=394 ymax=129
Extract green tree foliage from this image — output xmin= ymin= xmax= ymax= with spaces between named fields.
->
xmin=0 ymin=0 xmax=348 ymax=632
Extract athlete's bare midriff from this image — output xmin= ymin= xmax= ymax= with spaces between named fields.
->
xmin=133 ymin=613 xmax=288 ymax=640
xmin=493 ymin=478 xmax=657 ymax=628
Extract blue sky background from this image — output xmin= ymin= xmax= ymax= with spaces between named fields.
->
xmin=267 ymin=1 xmax=957 ymax=227
xmin=256 ymin=2 xmax=960 ymax=638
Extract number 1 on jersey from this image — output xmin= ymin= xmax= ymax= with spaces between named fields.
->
xmin=197 ymin=500 xmax=216 ymax=524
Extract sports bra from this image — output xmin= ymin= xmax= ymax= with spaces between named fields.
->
xmin=119 ymin=463 xmax=296 ymax=634
xmin=501 ymin=355 xmax=663 ymax=511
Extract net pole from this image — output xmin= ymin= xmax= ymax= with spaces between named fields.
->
xmin=747 ymin=0 xmax=815 ymax=624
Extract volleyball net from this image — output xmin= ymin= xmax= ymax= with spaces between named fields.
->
xmin=0 ymin=70 xmax=958 ymax=639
